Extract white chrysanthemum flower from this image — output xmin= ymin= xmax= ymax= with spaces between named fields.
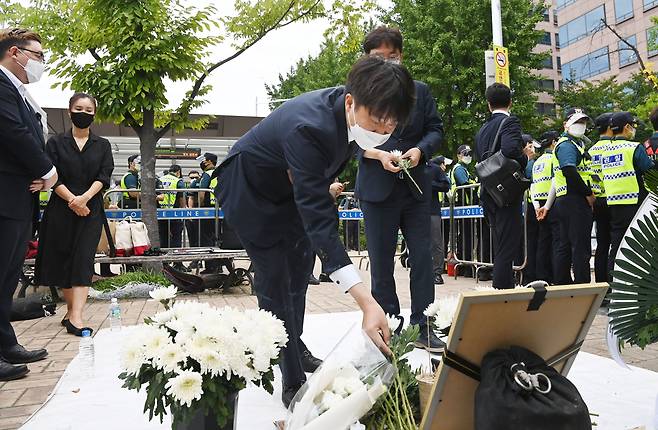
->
xmin=343 ymin=377 xmax=365 ymax=395
xmin=165 ymin=370 xmax=203 ymax=407
xmin=197 ymin=350 xmax=225 ymax=377
xmin=434 ymin=296 xmax=460 ymax=330
xmin=424 ymin=300 xmax=441 ymax=317
xmin=390 ymin=149 xmax=403 ymax=159
xmin=151 ymin=309 xmax=175 ymax=324
xmin=386 ymin=314 xmax=401 ymax=332
xmin=149 ymin=285 xmax=177 ymax=301
xmin=121 ymin=343 xmax=146 ymax=374
xmin=156 ymin=343 xmax=185 ymax=372
xmin=143 ymin=328 xmax=172 ymax=359
xmin=318 ymin=391 xmax=343 ymax=414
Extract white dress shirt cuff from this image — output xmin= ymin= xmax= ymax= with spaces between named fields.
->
xmin=329 ymin=264 xmax=361 ymax=293
xmin=41 ymin=167 xmax=57 ymax=180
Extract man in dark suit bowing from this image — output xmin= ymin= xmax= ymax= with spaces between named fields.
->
xmin=355 ymin=27 xmax=445 ymax=351
xmin=214 ymin=56 xmax=416 ymax=406
xmin=475 ymin=83 xmax=532 ymax=289
xmin=0 ymin=28 xmax=58 ymax=381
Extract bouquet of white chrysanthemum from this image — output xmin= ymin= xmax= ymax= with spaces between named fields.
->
xmin=119 ymin=287 xmax=287 ymax=429
xmin=390 ymin=150 xmax=423 ymax=195
xmin=285 ymin=326 xmax=395 ymax=430
xmin=424 ymin=295 xmax=460 ymax=337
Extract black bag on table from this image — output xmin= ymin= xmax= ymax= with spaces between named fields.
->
xmin=11 ymin=295 xmax=56 ymax=321
xmin=475 ymin=117 xmax=531 ymax=208
xmin=475 ymin=345 xmax=591 ymax=430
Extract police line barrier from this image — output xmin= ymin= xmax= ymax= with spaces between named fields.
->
xmin=448 ymin=183 xmax=528 ymax=282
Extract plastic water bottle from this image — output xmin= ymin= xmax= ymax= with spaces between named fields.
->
xmin=109 ymin=297 xmax=122 ymax=331
xmin=78 ymin=329 xmax=95 ymax=379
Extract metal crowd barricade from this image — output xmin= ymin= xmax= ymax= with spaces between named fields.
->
xmin=448 ymin=183 xmax=528 ymax=283
xmin=103 ymin=187 xmax=220 ymax=249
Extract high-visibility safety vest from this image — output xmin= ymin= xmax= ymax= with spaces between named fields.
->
xmin=601 ymin=138 xmax=640 ymax=206
xmin=553 ymin=135 xmax=591 ymax=197
xmin=39 ymin=191 xmax=49 ymax=208
xmin=587 ymin=137 xmax=611 ymax=198
xmin=530 ymin=151 xmax=553 ymax=201
xmin=120 ymin=172 xmax=138 ymax=199
xmin=159 ymin=173 xmax=181 ymax=209
xmin=449 ymin=163 xmax=474 ymax=204
xmin=209 ymin=177 xmax=218 ymax=206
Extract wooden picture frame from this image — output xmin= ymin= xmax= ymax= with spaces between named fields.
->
xmin=420 ymin=283 xmax=608 ymax=430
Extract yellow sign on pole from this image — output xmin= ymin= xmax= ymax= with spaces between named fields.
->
xmin=493 ymin=45 xmax=510 ymax=87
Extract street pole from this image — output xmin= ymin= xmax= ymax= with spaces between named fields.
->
xmin=491 ymin=0 xmax=503 ymax=46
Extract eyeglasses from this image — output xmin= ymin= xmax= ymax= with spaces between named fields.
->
xmin=19 ymin=47 xmax=46 ymax=63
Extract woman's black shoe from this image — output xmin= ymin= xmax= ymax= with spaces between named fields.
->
xmin=61 ymin=318 xmax=69 ymax=327
xmin=65 ymin=320 xmax=93 ymax=337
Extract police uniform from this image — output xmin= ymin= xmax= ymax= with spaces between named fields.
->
xmin=553 ymin=127 xmax=594 ymax=285
xmin=522 ymin=135 xmax=541 ymax=283
xmin=449 ymin=155 xmax=477 ymax=275
xmin=529 ymin=143 xmax=560 ymax=283
xmin=588 ymin=135 xmax=612 ymax=282
xmin=197 ymin=160 xmax=220 ymax=272
xmin=120 ymin=171 xmax=139 ymax=209
xmin=158 ymin=171 xmax=185 ymax=248
xmin=601 ymin=112 xmax=656 ymax=277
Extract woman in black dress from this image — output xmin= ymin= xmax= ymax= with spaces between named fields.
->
xmin=36 ymin=93 xmax=114 ymax=336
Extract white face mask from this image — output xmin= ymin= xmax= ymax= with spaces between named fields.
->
xmin=627 ymin=126 xmax=636 ymax=140
xmin=17 ymin=50 xmax=44 ymax=83
xmin=348 ymin=103 xmax=391 ymax=150
xmin=462 ymin=155 xmax=472 ymax=165
xmin=567 ymin=123 xmax=587 ymax=139
xmin=134 ymin=163 xmax=141 ymax=172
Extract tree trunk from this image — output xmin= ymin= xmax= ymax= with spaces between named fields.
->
xmin=137 ymin=109 xmax=162 ymax=273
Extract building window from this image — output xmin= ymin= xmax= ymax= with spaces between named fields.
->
xmin=557 ymin=56 xmax=562 ymax=71
xmin=536 ymin=79 xmax=555 ymax=91
xmin=555 ymin=33 xmax=560 ymax=48
xmin=542 ymin=56 xmax=554 ymax=69
xmin=554 ymin=10 xmax=559 ymax=26
xmin=542 ymin=8 xmax=550 ymax=22
xmin=539 ymin=31 xmax=552 ymax=45
xmin=562 ymin=47 xmax=610 ymax=82
xmin=556 ymin=0 xmax=578 ymax=10
xmin=614 ymin=0 xmax=634 ymax=22
xmin=648 ymin=27 xmax=658 ymax=57
xmin=618 ymin=35 xmax=638 ymax=67
xmin=644 ymin=0 xmax=658 ymax=11
xmin=559 ymin=6 xmax=606 ymax=48
xmin=536 ymin=103 xmax=556 ymax=116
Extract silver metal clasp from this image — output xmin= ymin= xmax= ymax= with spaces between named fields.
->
xmin=511 ymin=362 xmax=552 ymax=394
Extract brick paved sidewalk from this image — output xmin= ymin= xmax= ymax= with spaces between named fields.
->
xmin=1 ymin=263 xmax=657 ymax=429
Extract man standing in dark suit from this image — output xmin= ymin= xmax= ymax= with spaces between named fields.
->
xmin=475 ymin=83 xmax=530 ymax=289
xmin=215 ymin=56 xmax=416 ymax=406
xmin=355 ymin=27 xmax=445 ymax=351
xmin=0 ymin=28 xmax=57 ymax=381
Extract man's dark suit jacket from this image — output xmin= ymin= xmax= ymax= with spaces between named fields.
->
xmin=0 ymin=70 xmax=53 ymax=222
xmin=355 ymin=80 xmax=444 ymax=202
xmin=215 ymin=87 xmax=356 ymax=274
xmin=475 ymin=112 xmax=527 ymax=170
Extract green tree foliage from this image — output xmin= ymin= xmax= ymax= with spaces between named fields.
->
xmin=549 ymin=74 xmax=656 ymax=143
xmin=1 ymin=0 xmax=326 ymax=248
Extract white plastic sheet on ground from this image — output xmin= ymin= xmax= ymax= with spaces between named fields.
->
xmin=20 ymin=311 xmax=658 ymax=430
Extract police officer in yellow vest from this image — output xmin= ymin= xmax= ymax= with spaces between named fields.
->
xmin=532 ymin=131 xmax=561 ymax=284
xmin=552 ymin=108 xmax=595 ymax=285
xmin=120 ymin=154 xmax=140 ymax=209
xmin=195 ymin=152 xmax=220 ymax=273
xmin=158 ymin=165 xmax=186 ymax=249
xmin=522 ymin=133 xmax=542 ymax=283
xmin=588 ymin=113 xmax=614 ymax=282
xmin=602 ymin=112 xmax=656 ymax=279
xmin=449 ymin=145 xmax=478 ymax=277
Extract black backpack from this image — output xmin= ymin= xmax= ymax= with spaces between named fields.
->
xmin=475 ymin=117 xmax=531 ymax=207
xmin=475 ymin=346 xmax=591 ymax=430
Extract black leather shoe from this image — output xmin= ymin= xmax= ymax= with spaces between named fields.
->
xmin=1 ymin=344 xmax=48 ymax=364
xmin=301 ymin=348 xmax=322 ymax=373
xmin=65 ymin=320 xmax=94 ymax=337
xmin=282 ymin=383 xmax=304 ymax=409
xmin=0 ymin=358 xmax=28 ymax=381
xmin=414 ymin=328 xmax=446 ymax=353
xmin=433 ymin=274 xmax=444 ymax=285
xmin=307 ymin=275 xmax=320 ymax=285
xmin=478 ymin=270 xmax=492 ymax=282
xmin=61 ymin=318 xmax=69 ymax=327
xmin=318 ymin=273 xmax=332 ymax=283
